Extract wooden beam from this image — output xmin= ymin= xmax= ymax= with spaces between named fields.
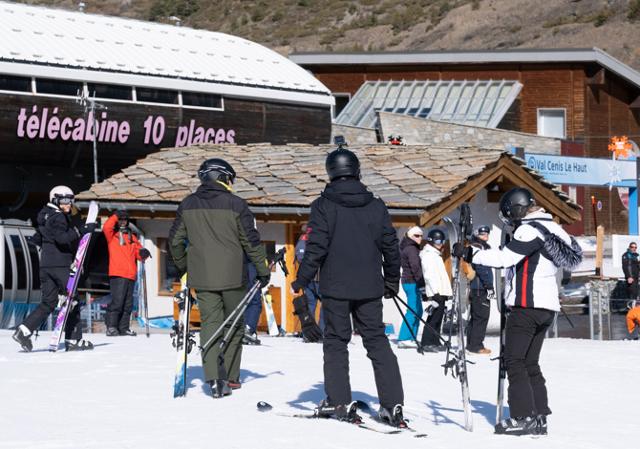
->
xmin=586 ymin=68 xmax=606 ymax=87
xmin=630 ymin=95 xmax=640 ymax=109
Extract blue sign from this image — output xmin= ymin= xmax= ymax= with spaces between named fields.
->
xmin=524 ymin=153 xmax=636 ymax=187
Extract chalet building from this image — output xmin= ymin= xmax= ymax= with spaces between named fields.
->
xmin=0 ymin=1 xmax=332 ymax=219
xmin=71 ymin=143 xmax=579 ymax=332
xmin=290 ymin=49 xmax=640 ymax=235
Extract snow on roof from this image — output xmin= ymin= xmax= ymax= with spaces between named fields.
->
xmin=0 ymin=1 xmax=332 ymax=106
xmin=290 ymin=48 xmax=640 ymax=92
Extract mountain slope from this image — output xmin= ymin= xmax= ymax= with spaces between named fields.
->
xmin=11 ymin=0 xmax=640 ymax=70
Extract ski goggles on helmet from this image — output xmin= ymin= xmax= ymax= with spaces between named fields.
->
xmin=55 ymin=194 xmax=75 ymax=205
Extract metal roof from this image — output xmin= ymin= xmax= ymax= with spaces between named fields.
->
xmin=290 ymin=48 xmax=640 ymax=91
xmin=336 ymin=79 xmax=522 ymax=129
xmin=0 ymin=1 xmax=332 ymax=106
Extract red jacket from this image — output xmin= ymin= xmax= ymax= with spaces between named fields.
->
xmin=103 ymin=214 xmax=142 ymax=280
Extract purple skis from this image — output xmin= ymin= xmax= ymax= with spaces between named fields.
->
xmin=48 ymin=201 xmax=99 ymax=352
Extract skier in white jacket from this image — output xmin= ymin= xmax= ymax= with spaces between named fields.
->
xmin=453 ymin=187 xmax=573 ymax=436
xmin=419 ymin=228 xmax=452 ymax=352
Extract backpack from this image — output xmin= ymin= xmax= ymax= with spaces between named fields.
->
xmin=526 ymin=221 xmax=583 ymax=270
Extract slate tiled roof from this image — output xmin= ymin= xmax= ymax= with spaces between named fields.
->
xmin=77 ymin=144 xmax=578 ymax=212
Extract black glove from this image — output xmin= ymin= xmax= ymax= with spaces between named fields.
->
xmin=383 ymin=281 xmax=399 ymax=299
xmin=27 ymin=232 xmax=43 ymax=247
xmin=115 ymin=210 xmax=128 ymax=220
xmin=78 ymin=222 xmax=97 ymax=235
xmin=139 ymin=248 xmax=151 ymax=260
xmin=257 ymin=274 xmax=270 ymax=288
xmin=291 ymin=279 xmax=304 ymax=293
xmin=452 ymin=243 xmax=474 ymax=262
xmin=293 ymin=295 xmax=322 ymax=342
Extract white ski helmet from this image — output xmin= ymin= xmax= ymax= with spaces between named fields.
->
xmin=49 ymin=185 xmax=75 ymax=206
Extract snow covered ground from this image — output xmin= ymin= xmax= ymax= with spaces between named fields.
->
xmin=1 ymin=330 xmax=636 ymax=449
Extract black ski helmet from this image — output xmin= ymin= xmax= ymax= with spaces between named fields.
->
xmin=198 ymin=158 xmax=236 ymax=185
xmin=325 ymin=148 xmax=360 ymax=181
xmin=499 ymin=187 xmax=535 ymax=225
xmin=474 ymin=225 xmax=491 ymax=236
xmin=426 ymin=228 xmax=446 ymax=245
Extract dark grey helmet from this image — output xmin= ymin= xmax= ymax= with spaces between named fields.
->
xmin=426 ymin=228 xmax=446 ymax=245
xmin=198 ymin=158 xmax=236 ymax=185
xmin=325 ymin=148 xmax=360 ymax=181
xmin=499 ymin=188 xmax=535 ymax=225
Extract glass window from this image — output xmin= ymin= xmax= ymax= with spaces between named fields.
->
xmin=537 ymin=109 xmax=566 ymax=139
xmin=3 ymin=238 xmax=12 ymax=290
xmin=36 ymin=78 xmax=83 ymax=96
xmin=0 ymin=75 xmax=31 ymax=92
xmin=136 ymin=87 xmax=178 ymax=104
xmin=182 ymin=92 xmax=222 ymax=108
xmin=27 ymin=242 xmax=40 ymax=290
xmin=10 ymin=235 xmax=26 ymax=290
xmin=332 ymin=94 xmax=350 ymax=119
xmin=87 ymin=83 xmax=132 ymax=100
xmin=158 ymin=238 xmax=180 ymax=295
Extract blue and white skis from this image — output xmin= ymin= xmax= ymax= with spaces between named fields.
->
xmin=172 ymin=274 xmax=194 ymax=397
xmin=48 ymin=201 xmax=99 ymax=352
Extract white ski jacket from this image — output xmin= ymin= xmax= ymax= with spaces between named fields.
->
xmin=471 ymin=210 xmax=570 ymax=312
xmin=420 ymin=244 xmax=453 ymax=298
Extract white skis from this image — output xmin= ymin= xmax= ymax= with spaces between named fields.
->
xmin=262 ymin=292 xmax=280 ymax=336
xmin=172 ymin=274 xmax=193 ymax=397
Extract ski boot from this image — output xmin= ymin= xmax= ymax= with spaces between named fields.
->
xmin=65 ymin=339 xmax=94 ymax=351
xmin=315 ymin=400 xmax=362 ymax=424
xmin=106 ymin=327 xmax=119 ymax=337
xmin=242 ymin=326 xmax=261 ymax=345
xmin=494 ymin=416 xmax=538 ymax=436
xmin=536 ymin=414 xmax=547 ymax=435
xmin=228 ymin=380 xmax=242 ymax=390
xmin=378 ymin=404 xmax=408 ymax=428
xmin=120 ymin=329 xmax=137 ymax=336
xmin=210 ymin=380 xmax=232 ymax=398
xmin=12 ymin=325 xmax=33 ymax=352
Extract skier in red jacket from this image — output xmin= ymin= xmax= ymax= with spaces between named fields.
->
xmin=103 ymin=211 xmax=150 ymax=336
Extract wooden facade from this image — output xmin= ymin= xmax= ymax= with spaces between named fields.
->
xmin=303 ymin=61 xmax=640 ymax=235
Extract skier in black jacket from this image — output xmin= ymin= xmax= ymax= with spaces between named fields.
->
xmin=291 ymin=146 xmax=405 ymax=427
xmin=466 ymin=225 xmax=494 ymax=354
xmin=397 ymin=227 xmax=424 ymax=348
xmin=622 ymin=242 xmax=639 ymax=299
xmin=13 ymin=186 xmax=96 ymax=352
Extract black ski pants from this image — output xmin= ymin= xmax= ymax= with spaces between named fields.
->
xmin=504 ymin=307 xmax=555 ymax=418
xmin=322 ymin=296 xmax=404 ymax=409
xmin=466 ymin=290 xmax=491 ymax=351
xmin=420 ymin=295 xmax=447 ymax=347
xmin=22 ymin=267 xmax=82 ymax=340
xmin=106 ymin=276 xmax=135 ymax=332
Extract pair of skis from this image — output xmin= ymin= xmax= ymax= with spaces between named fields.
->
xmin=48 ymin=201 xmax=99 ymax=352
xmin=443 ymin=203 xmax=473 ymax=432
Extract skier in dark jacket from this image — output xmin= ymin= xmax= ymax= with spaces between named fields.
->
xmin=454 ymin=187 xmax=573 ymax=436
xmin=622 ymin=242 xmax=639 ymax=299
xmin=13 ymin=186 xmax=96 ymax=352
xmin=169 ymin=158 xmax=270 ymax=397
xmin=466 ymin=225 xmax=495 ymax=354
xmin=397 ymin=226 xmax=424 ymax=348
xmin=291 ymin=146 xmax=406 ymax=427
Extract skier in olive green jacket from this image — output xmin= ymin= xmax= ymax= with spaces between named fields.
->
xmin=169 ymin=158 xmax=270 ymax=398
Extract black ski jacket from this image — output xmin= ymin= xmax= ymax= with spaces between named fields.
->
xmin=400 ymin=236 xmax=424 ymax=287
xmin=295 ymin=178 xmax=400 ymax=300
xmin=470 ymin=237 xmax=494 ymax=291
xmin=622 ymin=250 xmax=640 ymax=280
xmin=37 ymin=204 xmax=81 ymax=268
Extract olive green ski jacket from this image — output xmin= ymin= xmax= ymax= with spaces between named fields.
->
xmin=169 ymin=182 xmax=269 ymax=291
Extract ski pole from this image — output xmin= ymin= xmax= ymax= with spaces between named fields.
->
xmin=199 ymin=248 xmax=288 ymax=354
xmin=393 ymin=294 xmax=449 ymax=347
xmin=390 ymin=295 xmax=424 ymax=352
xmin=199 ymin=279 xmax=262 ymax=354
